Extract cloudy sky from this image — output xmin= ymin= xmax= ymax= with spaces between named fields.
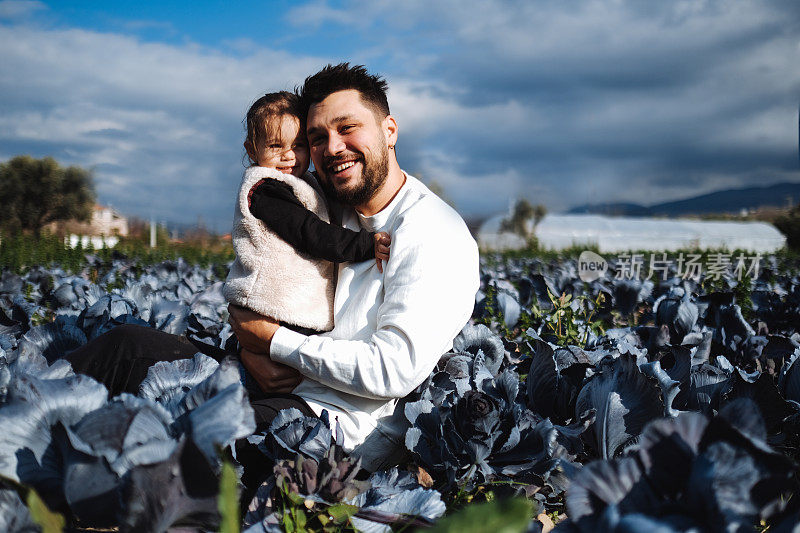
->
xmin=1 ymin=0 xmax=799 ymax=231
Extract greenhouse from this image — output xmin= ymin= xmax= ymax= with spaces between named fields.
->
xmin=478 ymin=213 xmax=787 ymax=253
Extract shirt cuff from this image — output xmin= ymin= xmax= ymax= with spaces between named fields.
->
xmin=269 ymin=326 xmax=308 ymax=364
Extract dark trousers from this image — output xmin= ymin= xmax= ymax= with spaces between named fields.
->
xmin=65 ymin=324 xmax=317 ymax=504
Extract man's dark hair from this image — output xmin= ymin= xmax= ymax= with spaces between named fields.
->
xmin=298 ymin=63 xmax=389 ymax=122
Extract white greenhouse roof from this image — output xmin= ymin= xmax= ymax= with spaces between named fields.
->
xmin=478 ymin=214 xmax=786 ymax=253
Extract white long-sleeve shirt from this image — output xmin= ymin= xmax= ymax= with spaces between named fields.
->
xmin=269 ymin=172 xmax=480 ymax=464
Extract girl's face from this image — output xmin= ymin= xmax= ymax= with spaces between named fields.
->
xmin=251 ymin=114 xmax=310 ymax=178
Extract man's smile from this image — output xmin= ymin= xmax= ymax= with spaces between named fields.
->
xmin=326 ymin=156 xmax=363 ymax=180
xmin=332 ymin=161 xmax=356 ymax=173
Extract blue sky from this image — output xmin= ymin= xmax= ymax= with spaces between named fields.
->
xmin=42 ymin=1 xmax=374 ymax=59
xmin=1 ymin=0 xmax=799 ymax=231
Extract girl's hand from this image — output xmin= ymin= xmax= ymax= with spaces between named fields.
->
xmin=374 ymin=232 xmax=391 ymax=273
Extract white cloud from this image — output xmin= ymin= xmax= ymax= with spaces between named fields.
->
xmin=0 ymin=0 xmax=44 ymax=19
xmin=286 ymin=0 xmax=353 ymax=28
xmin=0 ymin=22 xmax=324 ymax=228
xmin=2 ymin=0 xmax=799 ymax=229
xmin=343 ymin=0 xmax=800 ymax=211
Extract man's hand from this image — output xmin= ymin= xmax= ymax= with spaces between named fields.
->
xmin=228 ymin=304 xmax=281 ymax=354
xmin=240 ymin=348 xmax=302 ymax=393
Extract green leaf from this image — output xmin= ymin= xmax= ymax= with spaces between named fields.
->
xmin=27 ymin=488 xmax=65 ymax=533
xmin=294 ymin=507 xmax=307 ymax=530
xmin=283 ymin=511 xmax=296 ymax=532
xmin=217 ymin=459 xmax=240 ymax=533
xmin=428 ymin=498 xmax=534 ymax=533
xmin=286 ymin=491 xmax=306 ymax=506
xmin=328 ymin=502 xmax=358 ymax=524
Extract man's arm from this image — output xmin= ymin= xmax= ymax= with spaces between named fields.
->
xmin=269 ymin=205 xmax=480 ymax=399
xmin=228 ymin=305 xmax=302 ymax=393
xmin=239 ymin=348 xmax=302 ymax=392
xmin=228 ymin=304 xmax=280 ymax=353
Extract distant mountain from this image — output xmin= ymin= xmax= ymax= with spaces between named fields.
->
xmin=567 ymin=202 xmax=653 ymax=217
xmin=569 ymin=182 xmax=800 ymax=217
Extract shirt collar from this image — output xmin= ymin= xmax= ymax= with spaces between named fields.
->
xmin=357 ymin=170 xmax=411 ymax=231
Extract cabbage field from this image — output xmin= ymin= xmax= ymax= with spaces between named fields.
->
xmin=2 ymin=250 xmax=800 ymax=532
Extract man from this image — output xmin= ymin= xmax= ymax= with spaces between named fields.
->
xmin=228 ymin=63 xmax=479 ymax=469
xmin=66 ymin=63 xmax=478 ymax=473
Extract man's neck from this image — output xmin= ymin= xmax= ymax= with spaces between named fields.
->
xmin=356 ymin=162 xmax=406 ymax=217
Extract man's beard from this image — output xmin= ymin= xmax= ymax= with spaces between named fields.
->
xmin=321 ymin=143 xmax=388 ymax=207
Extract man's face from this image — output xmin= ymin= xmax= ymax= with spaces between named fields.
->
xmin=306 ymin=89 xmax=389 ymax=206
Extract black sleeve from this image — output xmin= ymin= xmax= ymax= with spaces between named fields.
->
xmin=248 ymin=178 xmax=376 ymax=263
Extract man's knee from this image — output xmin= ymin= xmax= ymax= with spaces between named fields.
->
xmin=68 ymin=324 xmax=147 ymax=370
xmin=106 ymin=323 xmax=152 ymax=341
xmin=98 ymin=324 xmax=148 ymax=361
xmin=103 ymin=324 xmax=196 ymax=361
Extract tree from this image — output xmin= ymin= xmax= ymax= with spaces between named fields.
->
xmin=774 ymin=203 xmax=800 ymax=250
xmin=500 ymin=198 xmax=547 ymax=238
xmin=0 ymin=155 xmax=96 ymax=237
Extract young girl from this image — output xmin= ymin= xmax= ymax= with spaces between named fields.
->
xmin=224 ymin=91 xmax=390 ymax=335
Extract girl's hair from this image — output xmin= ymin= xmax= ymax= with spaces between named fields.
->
xmin=244 ymin=91 xmax=302 ymax=165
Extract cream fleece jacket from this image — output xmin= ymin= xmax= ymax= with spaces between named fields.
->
xmin=224 ymin=166 xmax=335 ymax=331
xmin=269 ymin=172 xmax=480 ymax=469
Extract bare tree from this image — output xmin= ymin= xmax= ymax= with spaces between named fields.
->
xmin=500 ymin=198 xmax=547 ymax=237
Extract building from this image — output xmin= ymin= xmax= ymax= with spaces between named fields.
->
xmin=48 ymin=204 xmax=129 ymax=248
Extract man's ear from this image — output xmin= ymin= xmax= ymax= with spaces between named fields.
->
xmin=383 ymin=115 xmax=398 ymax=149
